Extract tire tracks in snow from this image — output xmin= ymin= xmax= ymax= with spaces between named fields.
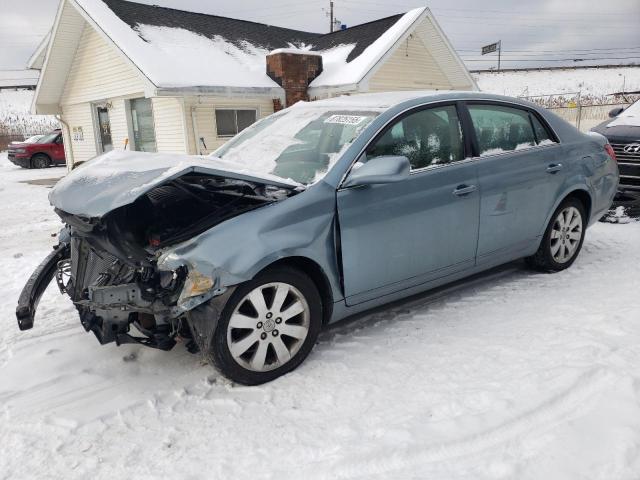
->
xmin=315 ymin=367 xmax=616 ymax=479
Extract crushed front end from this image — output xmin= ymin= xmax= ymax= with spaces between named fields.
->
xmin=16 ymin=165 xmax=298 ymax=353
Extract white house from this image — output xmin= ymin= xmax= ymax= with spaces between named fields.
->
xmin=30 ymin=0 xmax=477 ymax=167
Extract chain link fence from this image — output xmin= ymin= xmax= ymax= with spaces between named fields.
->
xmin=518 ymin=92 xmax=640 ymax=132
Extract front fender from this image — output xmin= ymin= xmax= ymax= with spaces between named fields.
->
xmin=157 ymin=181 xmax=342 ymax=306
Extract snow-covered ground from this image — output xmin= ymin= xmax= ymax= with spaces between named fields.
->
xmin=1 ymin=151 xmax=640 ymax=479
xmin=473 ymin=66 xmax=640 ymax=101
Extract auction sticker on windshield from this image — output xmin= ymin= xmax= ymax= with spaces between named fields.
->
xmin=324 ymin=115 xmax=368 ymax=125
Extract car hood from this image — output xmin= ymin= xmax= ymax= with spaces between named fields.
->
xmin=49 ymin=150 xmax=302 ymax=218
xmin=591 ymin=121 xmax=640 ymax=142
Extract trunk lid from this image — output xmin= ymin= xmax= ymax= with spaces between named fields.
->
xmin=49 ymin=150 xmax=301 ymax=218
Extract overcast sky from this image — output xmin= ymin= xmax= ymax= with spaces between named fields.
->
xmin=0 ymin=0 xmax=639 ymax=70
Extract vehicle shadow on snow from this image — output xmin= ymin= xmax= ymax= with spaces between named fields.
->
xmin=320 ymin=261 xmax=527 ymax=341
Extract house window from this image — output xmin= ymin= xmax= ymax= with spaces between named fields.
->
xmin=129 ymin=98 xmax=157 ymax=152
xmin=215 ymin=109 xmax=257 ymax=137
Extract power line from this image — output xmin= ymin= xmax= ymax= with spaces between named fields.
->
xmin=457 ymin=46 xmax=640 ymax=53
xmin=462 ymin=56 xmax=640 ymax=62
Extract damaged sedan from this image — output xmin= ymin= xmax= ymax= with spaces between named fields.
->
xmin=17 ymin=91 xmax=618 ymax=385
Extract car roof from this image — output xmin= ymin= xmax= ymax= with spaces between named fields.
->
xmin=298 ymin=90 xmax=536 ymax=111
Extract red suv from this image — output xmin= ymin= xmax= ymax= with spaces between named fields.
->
xmin=8 ymin=129 xmax=66 ymax=168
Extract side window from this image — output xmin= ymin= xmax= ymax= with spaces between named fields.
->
xmin=531 ymin=115 xmax=556 ymax=145
xmin=215 ymin=109 xmax=258 ymax=137
xmin=468 ymin=104 xmax=536 ymax=156
xmin=365 ymin=105 xmax=465 ymax=170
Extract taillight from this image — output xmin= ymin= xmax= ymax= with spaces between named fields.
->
xmin=604 ymin=143 xmax=617 ymax=162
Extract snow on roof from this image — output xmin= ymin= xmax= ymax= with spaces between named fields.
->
xmin=310 ymin=8 xmax=424 ymax=88
xmin=473 ymin=67 xmax=640 ymax=100
xmin=72 ymin=0 xmax=425 ymax=90
xmin=0 ymin=70 xmax=40 ymax=89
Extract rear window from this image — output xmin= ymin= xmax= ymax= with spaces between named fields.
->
xmin=531 ymin=115 xmax=556 ymax=145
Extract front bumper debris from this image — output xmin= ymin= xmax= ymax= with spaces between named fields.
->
xmin=16 ymin=243 xmax=70 ymax=330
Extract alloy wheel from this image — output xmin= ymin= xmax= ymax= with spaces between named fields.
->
xmin=226 ymin=282 xmax=310 ymax=372
xmin=550 ymin=206 xmax=583 ymax=264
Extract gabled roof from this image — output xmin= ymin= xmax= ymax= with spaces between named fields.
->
xmin=34 ymin=0 xmax=475 ymax=112
xmin=69 ymin=0 xmax=428 ymax=90
xmin=101 ymin=0 xmax=319 ymax=50
xmin=0 ymin=69 xmax=40 ymax=89
xmin=27 ymin=32 xmax=51 ymax=70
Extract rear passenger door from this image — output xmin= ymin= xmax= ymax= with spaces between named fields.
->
xmin=465 ymin=102 xmax=563 ymax=262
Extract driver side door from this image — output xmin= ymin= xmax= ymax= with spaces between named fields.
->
xmin=336 ymin=103 xmax=480 ymax=306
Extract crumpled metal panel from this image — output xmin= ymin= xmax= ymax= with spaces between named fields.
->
xmin=49 ymin=150 xmax=301 ymax=218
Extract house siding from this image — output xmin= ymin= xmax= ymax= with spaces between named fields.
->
xmin=61 ymin=102 xmax=96 ymax=163
xmin=58 ymin=24 xmax=193 ymax=162
xmin=152 ymin=97 xmax=188 ymax=154
xmin=415 ymin=17 xmax=475 ymax=90
xmin=367 ymin=17 xmax=474 ymax=92
xmin=60 ymin=24 xmax=147 ymax=105
xmin=184 ymin=96 xmax=276 ymax=154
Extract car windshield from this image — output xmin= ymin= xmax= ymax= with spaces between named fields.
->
xmin=24 ymin=135 xmax=43 ymax=143
xmin=36 ymin=132 xmax=59 ymax=144
xmin=212 ymin=106 xmax=381 ymax=184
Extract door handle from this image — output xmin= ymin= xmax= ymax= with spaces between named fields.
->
xmin=453 ymin=184 xmax=477 ymax=197
xmin=546 ymin=163 xmax=563 ymax=174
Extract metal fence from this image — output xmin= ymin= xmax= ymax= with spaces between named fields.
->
xmin=518 ymin=92 xmax=639 ymax=132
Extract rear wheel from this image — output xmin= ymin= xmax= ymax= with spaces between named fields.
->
xmin=31 ymin=154 xmax=50 ymax=169
xmin=526 ymin=197 xmax=586 ymax=272
xmin=210 ymin=267 xmax=322 ymax=385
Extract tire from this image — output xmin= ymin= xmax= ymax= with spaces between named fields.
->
xmin=31 ymin=154 xmax=50 ymax=169
xmin=526 ymin=197 xmax=587 ymax=272
xmin=209 ymin=266 xmax=322 ymax=385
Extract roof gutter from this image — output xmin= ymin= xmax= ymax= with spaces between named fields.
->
xmin=154 ymin=85 xmax=286 ymax=99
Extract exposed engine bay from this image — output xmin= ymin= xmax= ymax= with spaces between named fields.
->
xmin=16 ymin=172 xmax=298 ymax=352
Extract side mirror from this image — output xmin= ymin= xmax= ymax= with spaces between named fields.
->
xmin=342 ymin=155 xmax=410 ymax=188
xmin=609 ymin=107 xmax=624 ymax=118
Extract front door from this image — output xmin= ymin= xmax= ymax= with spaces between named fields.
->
xmin=52 ymin=134 xmax=65 ymax=162
xmin=337 ymin=104 xmax=480 ymax=306
xmin=466 ymin=102 xmax=564 ymax=262
xmin=96 ymin=107 xmax=113 ymax=153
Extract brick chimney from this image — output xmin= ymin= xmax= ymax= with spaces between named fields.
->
xmin=266 ymin=50 xmax=323 ymax=108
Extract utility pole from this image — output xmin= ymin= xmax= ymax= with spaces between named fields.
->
xmin=498 ymin=40 xmax=502 ymax=72
xmin=329 ymin=1 xmax=334 ymax=32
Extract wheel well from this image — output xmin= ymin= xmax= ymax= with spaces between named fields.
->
xmin=263 ymin=257 xmax=333 ymax=325
xmin=565 ymin=190 xmax=592 ymax=219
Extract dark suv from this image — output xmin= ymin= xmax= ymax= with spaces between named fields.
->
xmin=591 ymin=101 xmax=640 ymax=215
xmin=7 ymin=129 xmax=66 ymax=168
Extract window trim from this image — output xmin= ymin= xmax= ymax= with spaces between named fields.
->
xmin=127 ymin=97 xmax=157 ymax=153
xmin=337 ymin=98 xmax=561 ymax=191
xmin=214 ymin=107 xmax=259 ymax=138
xmin=462 ymin=100 xmax=560 ymax=160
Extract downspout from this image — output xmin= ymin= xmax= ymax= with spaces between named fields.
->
xmin=55 ymin=114 xmax=74 ymax=171
xmin=190 ymin=106 xmax=202 ymax=155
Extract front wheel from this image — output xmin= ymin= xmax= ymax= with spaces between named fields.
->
xmin=209 ymin=267 xmax=322 ymax=385
xmin=31 ymin=154 xmax=50 ymax=169
xmin=526 ymin=197 xmax=586 ymax=272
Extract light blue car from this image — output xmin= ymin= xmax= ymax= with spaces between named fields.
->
xmin=17 ymin=91 xmax=619 ymax=384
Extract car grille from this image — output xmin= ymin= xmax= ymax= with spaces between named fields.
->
xmin=611 ymin=143 xmax=640 ymax=163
